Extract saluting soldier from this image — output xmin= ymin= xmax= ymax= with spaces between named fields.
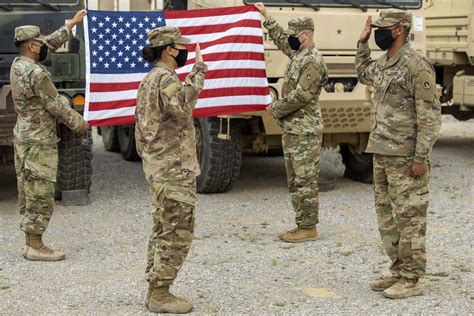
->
xmin=11 ymin=10 xmax=89 ymax=261
xmin=356 ymin=9 xmax=441 ymax=298
xmin=135 ymin=26 xmax=207 ymax=313
xmin=254 ymin=2 xmax=328 ymax=243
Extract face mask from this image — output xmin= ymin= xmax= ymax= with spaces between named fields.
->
xmin=288 ymin=35 xmax=301 ymax=51
xmin=172 ymin=47 xmax=188 ymax=67
xmin=374 ymin=28 xmax=396 ymax=51
xmin=38 ymin=44 xmax=50 ymax=63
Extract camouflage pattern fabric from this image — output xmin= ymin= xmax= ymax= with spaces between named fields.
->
xmin=374 ymin=154 xmax=428 ymax=280
xmin=263 ymin=17 xmax=327 ymax=228
xmin=355 ymin=41 xmax=441 ymax=163
xmin=147 ymin=26 xmax=191 ymax=47
xmin=135 ymin=61 xmax=207 ymax=182
xmin=283 ymin=133 xmax=322 ymax=228
xmin=371 ymin=9 xmax=412 ymax=28
xmin=146 ymin=178 xmax=197 ymax=287
xmin=263 ymin=17 xmax=328 ymax=135
xmin=11 ymin=24 xmax=86 ymax=235
xmin=284 ymin=16 xmax=314 ymax=35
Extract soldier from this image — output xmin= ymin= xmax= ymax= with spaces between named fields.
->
xmin=11 ymin=10 xmax=89 ymax=261
xmin=254 ymin=3 xmax=328 ymax=242
xmin=356 ymin=9 xmax=441 ymax=299
xmin=135 ymin=26 xmax=207 ymax=313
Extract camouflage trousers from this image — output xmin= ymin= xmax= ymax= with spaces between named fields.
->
xmin=374 ymin=154 xmax=429 ymax=280
xmin=146 ymin=178 xmax=197 ymax=288
xmin=282 ymin=132 xmax=322 ymax=228
xmin=14 ymin=141 xmax=56 ymax=235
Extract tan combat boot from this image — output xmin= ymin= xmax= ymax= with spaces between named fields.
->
xmin=278 ymin=226 xmax=318 ymax=243
xmin=383 ymin=277 xmax=424 ymax=299
xmin=371 ymin=275 xmax=401 ymax=291
xmin=24 ymin=234 xmax=65 ymax=261
xmin=148 ymin=286 xmax=193 ymax=314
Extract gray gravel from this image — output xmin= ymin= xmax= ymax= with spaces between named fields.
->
xmin=1 ymin=116 xmax=473 ymax=314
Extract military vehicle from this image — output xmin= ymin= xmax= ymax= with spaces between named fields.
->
xmin=96 ymin=0 xmax=427 ymax=193
xmin=425 ymin=0 xmax=474 ymax=121
xmin=0 ymin=0 xmax=92 ymax=203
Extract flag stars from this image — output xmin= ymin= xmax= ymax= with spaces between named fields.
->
xmin=157 ymin=16 xmax=162 ymax=22
xmin=132 ymin=39 xmax=137 ymax=45
xmin=118 ymin=51 xmax=124 ymax=57
xmin=112 ymin=22 xmax=117 ymax=28
xmin=98 ymin=33 xmax=104 ymax=39
xmin=144 ymin=17 xmax=150 ymax=22
xmin=105 ymin=51 xmax=110 ymax=56
xmin=125 ymin=22 xmax=131 ymax=28
xmin=125 ymin=45 xmax=131 ymax=51
xmin=105 ymin=28 xmax=111 ymax=33
xmin=132 ymin=28 xmax=138 ymax=34
xmin=105 ymin=16 xmax=111 ymax=22
xmin=104 ymin=62 xmax=109 ymax=68
xmin=92 ymin=50 xmax=98 ymax=56
xmin=92 ymin=62 xmax=97 ymax=68
xmin=105 ymin=39 xmax=111 ymax=45
xmin=130 ymin=62 xmax=136 ymax=68
xmin=98 ymin=45 xmax=104 ymax=51
xmin=111 ymin=57 xmax=116 ymax=62
xmin=117 ymin=62 xmax=123 ymax=68
xmin=125 ymin=34 xmax=131 ymax=39
xmin=138 ymin=22 xmax=144 ymax=28
xmin=151 ymin=22 xmax=157 ymax=28
xmin=124 ymin=57 xmax=130 ymax=62
xmin=118 ymin=28 xmax=124 ymax=34
xmin=91 ymin=27 xmax=97 ymax=33
xmin=131 ymin=16 xmax=137 ymax=22
xmin=92 ymin=39 xmax=97 ymax=45
xmin=112 ymin=34 xmax=118 ymax=39
xmin=118 ymin=39 xmax=124 ymax=45
xmin=98 ymin=57 xmax=103 ymax=62
xmin=91 ymin=16 xmax=97 ymax=21
xmin=118 ymin=16 xmax=124 ymax=22
xmin=98 ymin=22 xmax=104 ymax=28
xmin=111 ymin=45 xmax=117 ymax=51
xmin=139 ymin=34 xmax=144 ymax=39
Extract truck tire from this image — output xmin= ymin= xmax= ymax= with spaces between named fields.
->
xmin=117 ymin=124 xmax=140 ymax=161
xmin=56 ymin=125 xmax=93 ymax=198
xmin=195 ymin=117 xmax=242 ymax=193
xmin=100 ymin=126 xmax=120 ymax=152
xmin=164 ymin=0 xmax=188 ymax=10
xmin=340 ymin=144 xmax=373 ymax=184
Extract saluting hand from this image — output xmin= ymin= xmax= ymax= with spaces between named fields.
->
xmin=359 ymin=16 xmax=372 ymax=43
xmin=195 ymin=43 xmax=203 ymax=63
xmin=254 ymin=2 xmax=269 ymax=19
xmin=79 ymin=120 xmax=90 ymax=134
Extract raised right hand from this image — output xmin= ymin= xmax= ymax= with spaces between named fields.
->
xmin=195 ymin=43 xmax=203 ymax=63
xmin=359 ymin=16 xmax=372 ymax=43
xmin=79 ymin=120 xmax=90 ymax=133
xmin=254 ymin=2 xmax=268 ymax=19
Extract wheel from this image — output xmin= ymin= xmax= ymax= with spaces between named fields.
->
xmin=195 ymin=117 xmax=242 ymax=193
xmin=340 ymin=144 xmax=373 ymax=184
xmin=56 ymin=125 xmax=93 ymax=199
xmin=164 ymin=0 xmax=188 ymax=10
xmin=100 ymin=126 xmax=120 ymax=152
xmin=117 ymin=124 xmax=140 ymax=161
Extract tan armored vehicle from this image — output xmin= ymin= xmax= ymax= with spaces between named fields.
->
xmin=96 ymin=0 xmax=427 ymax=193
xmin=425 ymin=0 xmax=474 ymax=121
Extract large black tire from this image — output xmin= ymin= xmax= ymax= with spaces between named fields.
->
xmin=195 ymin=117 xmax=242 ymax=193
xmin=56 ymin=125 xmax=93 ymax=198
xmin=117 ymin=124 xmax=140 ymax=161
xmin=100 ymin=126 xmax=120 ymax=152
xmin=340 ymin=144 xmax=373 ymax=184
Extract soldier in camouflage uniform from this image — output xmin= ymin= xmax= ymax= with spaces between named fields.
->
xmin=356 ymin=9 xmax=441 ymax=299
xmin=135 ymin=26 xmax=207 ymax=314
xmin=11 ymin=10 xmax=89 ymax=261
xmin=255 ymin=3 xmax=328 ymax=243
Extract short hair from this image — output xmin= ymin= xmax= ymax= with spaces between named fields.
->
xmin=14 ymin=40 xmax=27 ymax=49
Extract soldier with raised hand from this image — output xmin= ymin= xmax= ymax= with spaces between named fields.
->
xmin=254 ymin=2 xmax=328 ymax=243
xmin=11 ymin=10 xmax=89 ymax=262
xmin=356 ymin=9 xmax=441 ymax=299
xmin=135 ymin=26 xmax=207 ymax=314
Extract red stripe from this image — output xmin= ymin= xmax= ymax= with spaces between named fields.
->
xmin=90 ymin=82 xmax=140 ymax=93
xmin=165 ymin=5 xmax=256 ymax=19
xmin=88 ymin=115 xmax=135 ymax=127
xmin=186 ymin=35 xmax=263 ymax=52
xmin=88 ymin=99 xmax=136 ymax=111
xmin=186 ymin=51 xmax=264 ymax=65
xmin=193 ymin=105 xmax=268 ymax=118
xmin=178 ymin=68 xmax=267 ymax=81
xmin=199 ymin=87 xmax=270 ymax=99
xmin=179 ymin=19 xmax=261 ymax=36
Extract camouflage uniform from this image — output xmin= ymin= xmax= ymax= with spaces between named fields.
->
xmin=263 ymin=16 xmax=328 ymax=228
xmin=135 ymin=26 xmax=207 ymax=288
xmin=11 ymin=25 xmax=85 ymax=235
xmin=355 ymin=10 xmax=441 ymax=280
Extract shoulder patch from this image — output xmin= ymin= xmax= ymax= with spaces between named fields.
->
xmin=423 ymin=81 xmax=431 ymax=89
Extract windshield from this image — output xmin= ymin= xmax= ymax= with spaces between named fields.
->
xmin=243 ymin=0 xmax=421 ymax=9
xmin=0 ymin=0 xmax=79 ymax=4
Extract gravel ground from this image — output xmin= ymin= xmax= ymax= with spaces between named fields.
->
xmin=0 ymin=116 xmax=473 ymax=315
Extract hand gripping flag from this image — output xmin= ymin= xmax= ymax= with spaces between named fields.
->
xmin=84 ymin=5 xmax=271 ymax=126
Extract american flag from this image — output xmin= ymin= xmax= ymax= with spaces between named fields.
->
xmin=84 ymin=6 xmax=271 ymax=126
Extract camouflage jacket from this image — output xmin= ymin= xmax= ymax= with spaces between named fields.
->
xmin=11 ymin=25 xmax=84 ymax=146
xmin=355 ymin=42 xmax=441 ymax=163
xmin=263 ymin=17 xmax=328 ymax=135
xmin=135 ymin=61 xmax=207 ymax=182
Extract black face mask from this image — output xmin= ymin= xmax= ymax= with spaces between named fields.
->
xmin=374 ymin=28 xmax=396 ymax=51
xmin=172 ymin=47 xmax=188 ymax=67
xmin=38 ymin=44 xmax=50 ymax=63
xmin=288 ymin=35 xmax=301 ymax=51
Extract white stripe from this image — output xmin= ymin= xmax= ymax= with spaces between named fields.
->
xmin=89 ymin=89 xmax=137 ymax=102
xmin=204 ymin=77 xmax=269 ymax=89
xmin=187 ymin=43 xmax=264 ymax=60
xmin=86 ymin=106 xmax=136 ymax=121
xmin=177 ymin=60 xmax=266 ymax=74
xmin=84 ymin=16 xmax=91 ymax=120
xmin=166 ymin=11 xmax=261 ymax=27
xmin=183 ymin=27 xmax=263 ymax=44
xmin=90 ymin=72 xmax=147 ymax=83
xmin=196 ymin=95 xmax=271 ymax=108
